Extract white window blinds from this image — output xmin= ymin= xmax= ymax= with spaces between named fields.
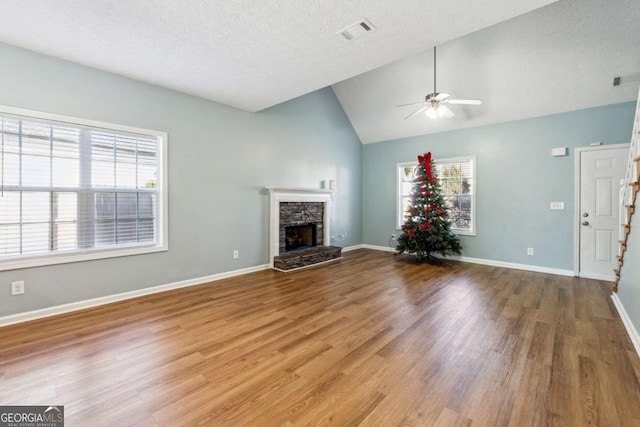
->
xmin=397 ymin=156 xmax=476 ymax=235
xmin=434 ymin=157 xmax=475 ymax=234
xmin=0 ymin=107 xmax=167 ymax=270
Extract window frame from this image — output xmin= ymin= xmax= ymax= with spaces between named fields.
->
xmin=396 ymin=161 xmax=418 ymax=231
xmin=396 ymin=155 xmax=476 ymax=236
xmin=0 ymin=104 xmax=168 ymax=271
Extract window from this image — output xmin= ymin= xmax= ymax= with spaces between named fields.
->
xmin=397 ymin=156 xmax=476 ymax=235
xmin=397 ymin=163 xmax=417 ymax=229
xmin=0 ymin=105 xmax=167 ymax=271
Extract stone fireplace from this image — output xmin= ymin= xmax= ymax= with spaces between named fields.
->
xmin=267 ymin=187 xmax=342 ymax=271
xmin=279 ymin=201 xmax=323 ymax=253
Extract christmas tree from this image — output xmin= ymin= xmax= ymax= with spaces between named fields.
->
xmin=396 ymin=152 xmax=462 ymax=261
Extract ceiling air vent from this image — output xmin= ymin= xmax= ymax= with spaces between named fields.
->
xmin=338 ymin=19 xmax=376 ymax=41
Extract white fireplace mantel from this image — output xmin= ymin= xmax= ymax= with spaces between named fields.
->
xmin=266 ymin=187 xmax=332 ymax=269
xmin=265 ymin=187 xmax=334 ymax=195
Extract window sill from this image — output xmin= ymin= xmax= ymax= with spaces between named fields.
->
xmin=0 ymin=243 xmax=168 ymax=272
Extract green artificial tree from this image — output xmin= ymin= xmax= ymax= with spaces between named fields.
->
xmin=396 ymin=152 xmax=462 ymax=262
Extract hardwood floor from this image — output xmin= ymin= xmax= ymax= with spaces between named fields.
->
xmin=1 ymin=249 xmax=639 ymax=426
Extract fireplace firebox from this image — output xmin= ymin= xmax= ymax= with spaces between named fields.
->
xmin=285 ymin=223 xmax=317 ymax=251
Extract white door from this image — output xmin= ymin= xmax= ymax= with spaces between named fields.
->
xmin=578 ymin=146 xmax=628 ymax=280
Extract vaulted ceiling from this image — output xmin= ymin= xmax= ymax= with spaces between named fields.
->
xmin=0 ymin=0 xmax=638 ymax=144
xmin=333 ymin=0 xmax=640 ymax=143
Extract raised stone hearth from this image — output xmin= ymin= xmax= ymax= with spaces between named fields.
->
xmin=273 ymin=246 xmax=342 ymax=271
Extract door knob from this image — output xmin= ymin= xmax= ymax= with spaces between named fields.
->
xmin=582 ymin=221 xmax=589 ymax=226
xmin=583 ymin=213 xmax=589 ymax=217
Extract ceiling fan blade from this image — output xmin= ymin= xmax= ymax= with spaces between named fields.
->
xmin=434 ymin=93 xmax=450 ymax=101
xmin=438 ymin=105 xmax=455 ymax=118
xmin=396 ymin=101 xmax=425 ymax=108
xmin=446 ymin=99 xmax=482 ymax=105
xmin=404 ymin=105 xmax=428 ymax=119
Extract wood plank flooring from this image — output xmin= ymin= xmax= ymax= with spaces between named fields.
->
xmin=1 ymin=249 xmax=639 ymax=426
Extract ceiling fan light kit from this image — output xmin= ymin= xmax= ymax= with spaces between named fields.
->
xmin=425 ymin=108 xmax=439 ymax=119
xmin=428 ymin=104 xmax=455 ymax=119
xmin=398 ymin=46 xmax=482 ymax=120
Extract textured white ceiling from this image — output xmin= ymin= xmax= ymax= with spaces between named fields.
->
xmin=0 ymin=0 xmax=555 ymax=113
xmin=333 ymin=0 xmax=640 ymax=143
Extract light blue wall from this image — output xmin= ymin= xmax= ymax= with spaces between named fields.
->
xmin=617 ymin=198 xmax=640 ymax=340
xmin=363 ymin=102 xmax=635 ymax=270
xmin=0 ymin=42 xmax=362 ymax=317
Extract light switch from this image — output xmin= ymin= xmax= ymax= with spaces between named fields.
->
xmin=550 ymin=201 xmax=564 ymax=210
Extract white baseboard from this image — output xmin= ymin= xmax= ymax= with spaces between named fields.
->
xmin=0 ymin=263 xmax=270 ymax=328
xmin=341 ymin=244 xmax=365 ymax=252
xmin=611 ymin=293 xmax=640 ymax=358
xmin=359 ymin=244 xmax=575 ymax=277
xmin=445 ymin=255 xmax=575 ymax=277
xmin=361 ymin=244 xmax=396 ymax=253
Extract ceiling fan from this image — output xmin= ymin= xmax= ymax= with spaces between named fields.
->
xmin=397 ymin=46 xmax=481 ymax=119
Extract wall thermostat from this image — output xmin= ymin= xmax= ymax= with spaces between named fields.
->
xmin=551 ymin=147 xmax=567 ymax=157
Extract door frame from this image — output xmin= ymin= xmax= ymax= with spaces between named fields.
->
xmin=573 ymin=143 xmax=630 ymax=278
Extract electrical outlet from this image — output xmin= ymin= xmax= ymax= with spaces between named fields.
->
xmin=390 ymin=234 xmax=396 ymax=240
xmin=233 ymin=250 xmax=239 ymax=259
xmin=11 ymin=281 xmax=25 ymax=295
xmin=527 ymin=248 xmax=534 ymax=256
xmin=336 ymin=234 xmax=345 ymax=241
